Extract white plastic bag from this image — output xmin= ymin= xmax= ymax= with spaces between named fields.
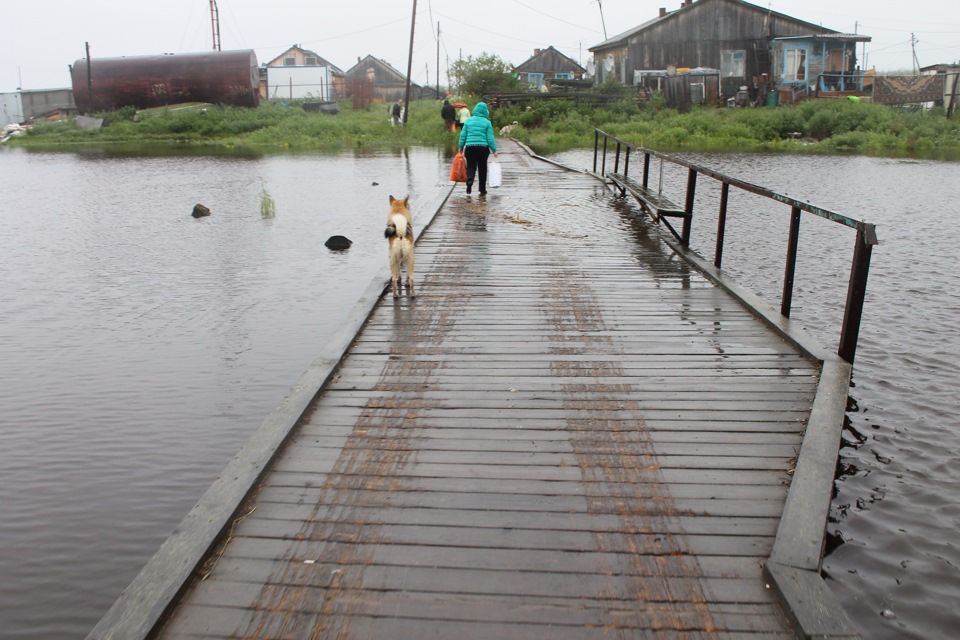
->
xmin=488 ymin=160 xmax=503 ymax=188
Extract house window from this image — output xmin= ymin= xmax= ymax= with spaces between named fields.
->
xmin=283 ymin=57 xmax=296 ymax=66
xmin=305 ymin=57 xmax=318 ymax=66
xmin=528 ymin=73 xmax=545 ymax=89
xmin=555 ymin=72 xmax=573 ymax=80
xmin=784 ymin=47 xmax=807 ymax=82
xmin=721 ymin=50 xmax=746 ymax=77
xmin=691 ymin=82 xmax=706 ymax=103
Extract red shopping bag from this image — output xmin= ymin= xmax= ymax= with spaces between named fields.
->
xmin=449 ymin=151 xmax=467 ymax=182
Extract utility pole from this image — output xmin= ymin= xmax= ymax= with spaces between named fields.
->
xmin=85 ymin=41 xmax=93 ymax=114
xmin=911 ymin=33 xmax=919 ymax=74
xmin=436 ymin=22 xmax=441 ymax=98
xmin=403 ymin=0 xmax=417 ymax=124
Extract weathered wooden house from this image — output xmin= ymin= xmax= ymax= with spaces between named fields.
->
xmin=262 ymin=45 xmax=345 ymax=100
xmin=589 ymin=0 xmax=870 ymax=106
xmin=514 ymin=47 xmax=587 ymax=90
xmin=343 ymin=55 xmax=423 ymax=106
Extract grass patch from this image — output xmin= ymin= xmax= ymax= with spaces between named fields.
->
xmin=10 ymin=96 xmax=960 ymax=158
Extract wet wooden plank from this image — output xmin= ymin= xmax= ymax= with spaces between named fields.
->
xmin=148 ymin=142 xmax=818 ymax=639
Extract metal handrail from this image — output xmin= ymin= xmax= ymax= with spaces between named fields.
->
xmin=592 ymin=128 xmax=877 ymax=366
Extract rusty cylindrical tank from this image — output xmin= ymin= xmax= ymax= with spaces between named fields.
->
xmin=71 ymin=50 xmax=259 ymax=114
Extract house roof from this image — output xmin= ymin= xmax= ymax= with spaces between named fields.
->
xmin=265 ymin=45 xmax=344 ymax=75
xmin=589 ymin=0 xmax=842 ymax=52
xmin=773 ymin=34 xmax=872 ymax=43
xmin=514 ymin=46 xmax=587 ymax=75
xmin=343 ymin=55 xmax=420 ymax=87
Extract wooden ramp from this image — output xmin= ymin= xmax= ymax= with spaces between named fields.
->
xmin=153 ymin=144 xmax=821 ymax=638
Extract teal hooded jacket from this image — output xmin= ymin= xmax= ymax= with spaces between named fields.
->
xmin=458 ymin=102 xmax=497 ymax=153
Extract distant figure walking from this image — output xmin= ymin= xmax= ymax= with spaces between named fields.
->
xmin=455 ymin=103 xmax=470 ymax=130
xmin=391 ymin=99 xmax=403 ymax=126
xmin=441 ymin=99 xmax=456 ymax=131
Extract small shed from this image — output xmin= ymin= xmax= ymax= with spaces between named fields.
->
xmin=921 ymin=63 xmax=960 ymax=115
xmin=262 ymin=45 xmax=345 ymax=99
xmin=342 ymin=55 xmax=422 ymax=105
xmin=2 ymin=88 xmax=78 ymax=126
xmin=634 ymin=68 xmax=721 ymax=107
xmin=514 ymin=47 xmax=587 ymax=90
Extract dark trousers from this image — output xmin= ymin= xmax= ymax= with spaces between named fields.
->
xmin=464 ymin=145 xmax=490 ymax=194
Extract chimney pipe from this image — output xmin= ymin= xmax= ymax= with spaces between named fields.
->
xmin=659 ymin=7 xmax=666 ymax=16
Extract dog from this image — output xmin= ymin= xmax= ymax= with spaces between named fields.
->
xmin=499 ymin=120 xmax=519 ymax=136
xmin=384 ymin=195 xmax=415 ymax=298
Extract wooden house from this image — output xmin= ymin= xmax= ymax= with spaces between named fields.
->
xmin=343 ymin=55 xmax=423 ymax=105
xmin=514 ymin=47 xmax=587 ymax=90
xmin=261 ymin=45 xmax=345 ymax=100
xmin=588 ymin=0 xmax=870 ymax=106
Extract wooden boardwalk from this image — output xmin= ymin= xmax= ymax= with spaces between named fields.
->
xmin=93 ymin=142 xmax=853 ymax=639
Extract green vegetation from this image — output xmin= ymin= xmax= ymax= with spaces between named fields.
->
xmin=449 ymin=53 xmax=521 ymax=96
xmin=260 ymin=184 xmax=276 ymax=218
xmin=10 ymin=94 xmax=960 ymax=159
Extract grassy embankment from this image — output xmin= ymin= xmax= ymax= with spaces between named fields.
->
xmin=10 ymin=96 xmax=960 ymax=157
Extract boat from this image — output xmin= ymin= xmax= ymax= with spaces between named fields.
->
xmin=302 ymin=101 xmax=338 ymax=114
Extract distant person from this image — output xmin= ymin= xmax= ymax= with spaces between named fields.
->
xmin=441 ymin=99 xmax=456 ymax=131
xmin=391 ymin=99 xmax=403 ymax=126
xmin=456 ymin=103 xmax=470 ymax=130
xmin=458 ymin=101 xmax=497 ymax=196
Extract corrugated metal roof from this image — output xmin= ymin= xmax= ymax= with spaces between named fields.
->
xmin=773 ymin=34 xmax=872 ymax=43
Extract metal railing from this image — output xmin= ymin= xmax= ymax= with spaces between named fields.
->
xmin=592 ymin=129 xmax=877 ymax=366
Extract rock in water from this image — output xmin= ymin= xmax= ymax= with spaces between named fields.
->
xmin=325 ymin=235 xmax=353 ymax=250
xmin=192 ymin=204 xmax=211 ymax=218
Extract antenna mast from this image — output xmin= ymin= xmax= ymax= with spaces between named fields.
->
xmin=596 ymin=0 xmax=608 ymax=39
xmin=210 ymin=0 xmax=221 ymax=51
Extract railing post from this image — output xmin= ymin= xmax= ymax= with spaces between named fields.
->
xmin=781 ymin=206 xmax=802 ymax=318
xmin=715 ymin=182 xmax=729 ymax=268
xmin=601 ymin=136 xmax=608 ymax=177
xmin=614 ymin=142 xmax=621 ymax=175
xmin=838 ymin=223 xmax=877 ymax=365
xmin=623 ymin=146 xmax=630 ymax=181
xmin=593 ymin=130 xmax=599 ymax=173
xmin=682 ymin=168 xmax=697 ymax=247
xmin=642 ymin=152 xmax=651 ymax=190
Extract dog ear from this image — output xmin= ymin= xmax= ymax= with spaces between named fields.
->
xmin=403 ymin=196 xmax=410 ymax=206
xmin=389 ymin=195 xmax=396 ymax=204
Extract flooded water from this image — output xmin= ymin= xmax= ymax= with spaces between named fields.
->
xmin=0 ymin=146 xmax=448 ymax=639
xmin=1 ymin=144 xmax=958 ymax=639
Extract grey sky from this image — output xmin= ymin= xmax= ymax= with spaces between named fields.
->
xmin=2 ymin=0 xmax=957 ymax=92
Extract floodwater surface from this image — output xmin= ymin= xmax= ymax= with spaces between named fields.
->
xmin=2 ymin=144 xmax=959 ymax=639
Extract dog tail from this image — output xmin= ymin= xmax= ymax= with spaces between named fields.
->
xmin=387 ymin=213 xmax=408 ymax=239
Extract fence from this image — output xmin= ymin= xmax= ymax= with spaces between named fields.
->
xmin=592 ymin=129 xmax=877 ymax=365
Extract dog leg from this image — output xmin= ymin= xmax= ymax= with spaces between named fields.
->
xmin=406 ymin=249 xmax=415 ymax=298
xmin=390 ymin=254 xmax=401 ymax=298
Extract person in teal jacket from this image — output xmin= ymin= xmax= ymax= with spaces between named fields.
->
xmin=458 ymin=102 xmax=498 ymax=196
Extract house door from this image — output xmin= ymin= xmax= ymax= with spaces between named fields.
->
xmin=827 ymin=48 xmax=843 ymax=72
